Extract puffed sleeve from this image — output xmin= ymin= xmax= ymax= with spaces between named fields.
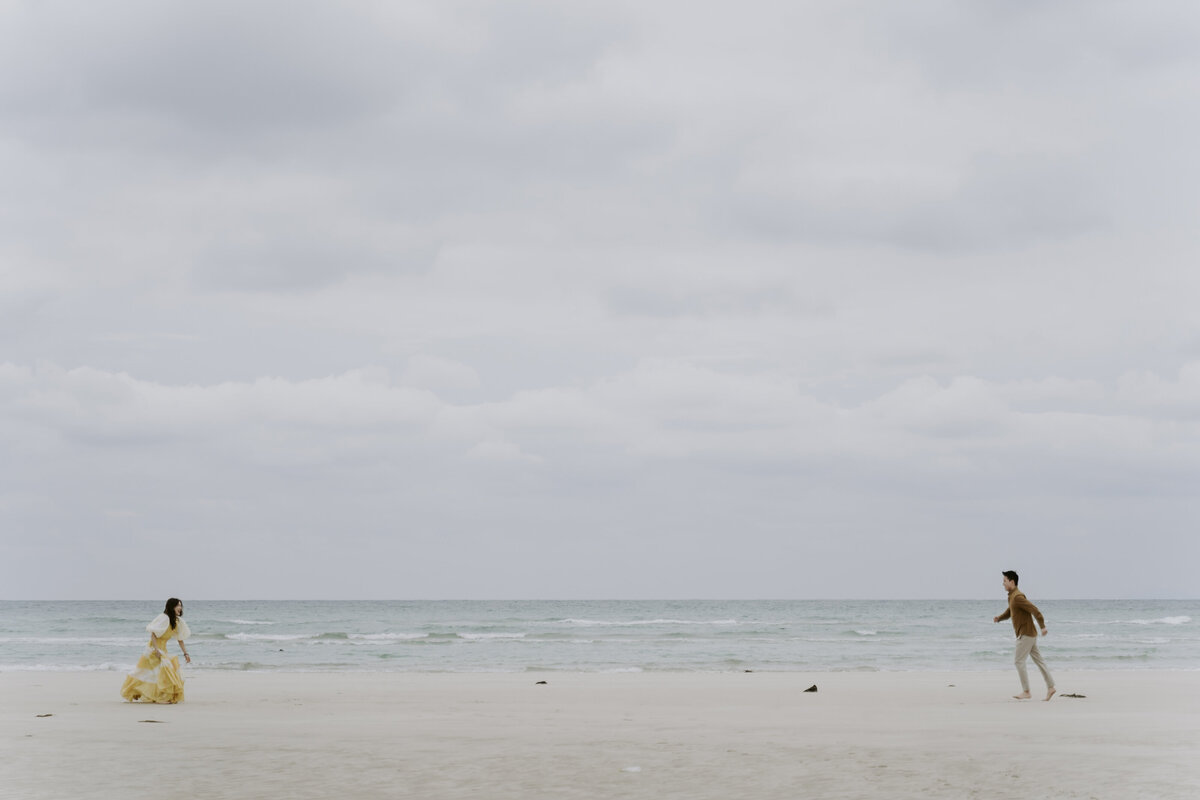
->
xmin=175 ymin=618 xmax=191 ymax=641
xmin=146 ymin=614 xmax=171 ymax=637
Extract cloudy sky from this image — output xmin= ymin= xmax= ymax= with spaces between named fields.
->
xmin=2 ymin=1 xmax=1197 ymax=600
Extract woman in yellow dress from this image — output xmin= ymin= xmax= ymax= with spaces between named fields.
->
xmin=120 ymin=598 xmax=192 ymax=703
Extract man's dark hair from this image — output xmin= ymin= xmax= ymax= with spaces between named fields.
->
xmin=1002 ymin=570 xmax=1019 ymax=585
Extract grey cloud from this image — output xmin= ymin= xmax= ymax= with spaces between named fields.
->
xmin=866 ymin=0 xmax=1200 ymax=91
xmin=872 ymin=351 xmax=955 ymax=370
xmin=400 ymin=355 xmax=480 ymax=392
xmin=727 ymin=151 xmax=1107 ymax=252
xmin=893 ymin=153 xmax=1109 ymax=250
xmin=606 ymin=284 xmax=815 ymax=318
xmin=2 ymin=1 xmax=1198 ymax=600
xmin=1 ymin=1 xmax=632 ymax=151
xmin=2 ymin=1 xmax=667 ymax=297
xmin=9 ymin=358 xmax=1195 ymax=469
xmin=3 ymin=357 xmax=1198 ymax=598
xmin=190 ymin=223 xmax=439 ymax=292
xmin=1 ymin=4 xmax=393 ymax=146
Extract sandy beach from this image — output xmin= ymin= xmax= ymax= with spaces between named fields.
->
xmin=3 ymin=670 xmax=1197 ymax=800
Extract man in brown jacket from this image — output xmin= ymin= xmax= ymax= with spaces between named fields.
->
xmin=993 ymin=570 xmax=1056 ymax=700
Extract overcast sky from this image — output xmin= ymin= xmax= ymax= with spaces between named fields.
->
xmin=2 ymin=1 xmax=1198 ymax=600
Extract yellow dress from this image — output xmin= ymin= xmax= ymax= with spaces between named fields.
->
xmin=120 ymin=614 xmax=191 ymax=703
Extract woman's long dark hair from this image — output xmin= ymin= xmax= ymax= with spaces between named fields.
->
xmin=163 ymin=598 xmax=182 ymax=630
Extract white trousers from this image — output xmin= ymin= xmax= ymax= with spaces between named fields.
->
xmin=1014 ymin=635 xmax=1054 ymax=692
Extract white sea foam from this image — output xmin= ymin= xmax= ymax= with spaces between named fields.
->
xmin=561 ymin=618 xmax=739 ymax=627
xmin=1129 ymin=616 xmax=1191 ymax=626
xmin=459 ymin=632 xmax=527 ymax=640
xmin=349 ymin=633 xmax=428 ymax=641
xmin=0 ymin=662 xmax=129 ymax=672
xmin=227 ymin=619 xmax=275 ymax=626
xmin=226 ymin=633 xmax=310 ymax=641
xmin=0 ymin=636 xmax=142 ymax=645
xmin=855 ymin=630 xmax=878 ymax=636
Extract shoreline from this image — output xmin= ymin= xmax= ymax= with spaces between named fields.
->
xmin=4 ymin=670 xmax=1199 ymax=799
xmin=4 ymin=664 xmax=1199 ymax=674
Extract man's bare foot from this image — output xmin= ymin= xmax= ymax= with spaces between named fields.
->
xmin=1012 ymin=691 xmax=1032 ymax=700
xmin=1044 ymin=687 xmax=1056 ymax=701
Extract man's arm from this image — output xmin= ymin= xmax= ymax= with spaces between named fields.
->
xmin=1012 ymin=595 xmax=1048 ymax=632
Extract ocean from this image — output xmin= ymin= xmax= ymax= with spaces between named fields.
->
xmin=1 ymin=599 xmax=1196 ymax=674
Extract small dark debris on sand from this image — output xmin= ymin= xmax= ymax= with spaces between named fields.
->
xmin=138 ymin=719 xmax=166 ymax=723
xmin=36 ymin=714 xmax=53 ymax=718
xmin=804 ymin=684 xmax=818 ymax=693
xmin=534 ymin=681 xmax=548 ymax=685
xmin=1063 ymin=693 xmax=1086 ymax=698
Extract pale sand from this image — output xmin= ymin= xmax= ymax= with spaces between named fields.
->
xmin=3 ymin=671 xmax=1198 ymax=800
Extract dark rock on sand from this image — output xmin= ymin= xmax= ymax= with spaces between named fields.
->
xmin=804 ymin=684 xmax=818 ymax=693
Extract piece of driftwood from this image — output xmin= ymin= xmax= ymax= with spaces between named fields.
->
xmin=1062 ymin=693 xmax=1086 ymax=698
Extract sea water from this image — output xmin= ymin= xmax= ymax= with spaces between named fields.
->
xmin=1 ymin=599 xmax=1196 ymax=673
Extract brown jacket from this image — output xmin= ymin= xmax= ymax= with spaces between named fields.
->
xmin=997 ymin=588 xmax=1046 ymax=638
